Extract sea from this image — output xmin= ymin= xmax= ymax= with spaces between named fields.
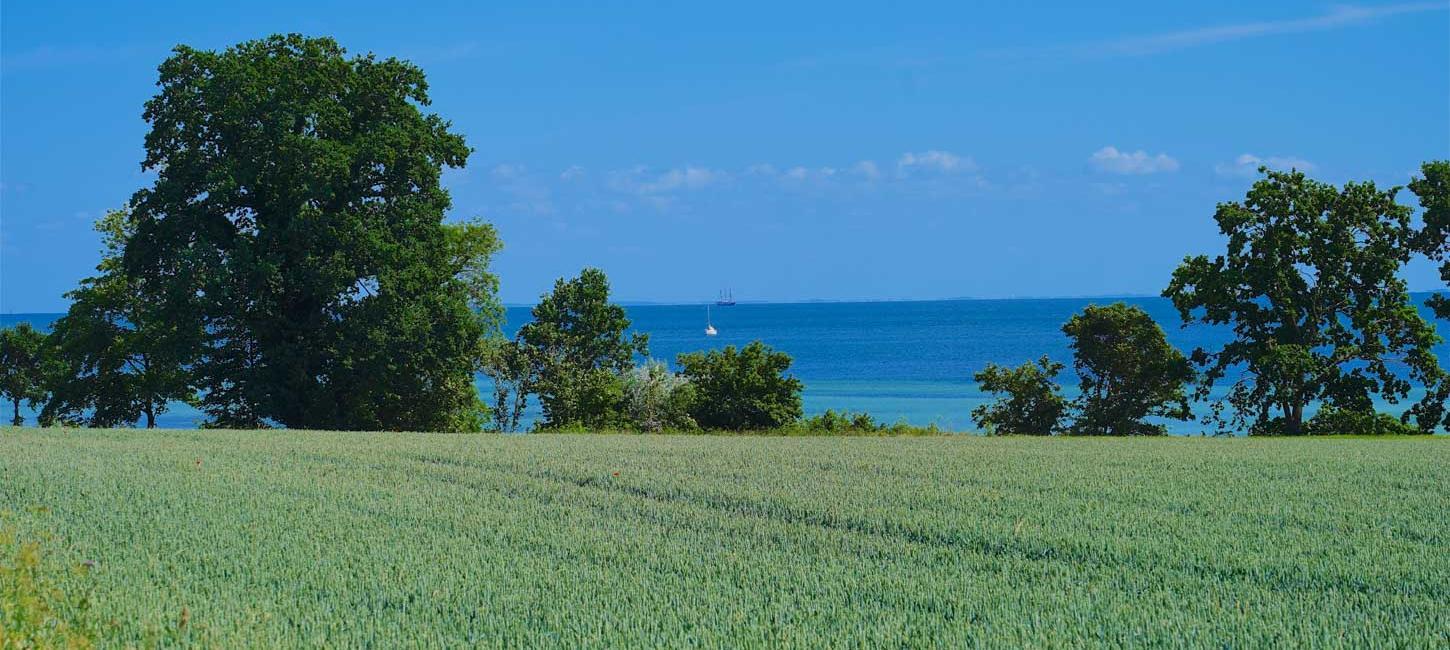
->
xmin=6 ymin=294 xmax=1447 ymax=434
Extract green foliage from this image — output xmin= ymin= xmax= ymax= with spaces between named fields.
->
xmin=1303 ymin=407 xmax=1425 ymax=437
xmin=1409 ymin=160 xmax=1450 ymax=321
xmin=121 ymin=34 xmax=500 ymax=432
xmin=791 ymin=410 xmax=939 ymax=435
xmin=971 ymin=356 xmax=1067 ymax=435
xmin=621 ymin=361 xmax=697 ymax=432
xmin=517 ymin=268 xmax=648 ymax=430
xmin=1163 ymin=168 xmax=1443 ymax=435
xmin=1406 ymin=161 xmax=1450 ymax=431
xmin=481 ymin=340 xmax=533 ymax=433
xmin=0 ymin=324 xmax=49 ymax=426
xmin=1062 ymin=303 xmax=1192 ymax=436
xmin=676 ymin=341 xmax=803 ymax=431
xmin=42 ymin=209 xmax=196 ymax=429
xmin=2 ymin=429 xmax=1446 ymax=646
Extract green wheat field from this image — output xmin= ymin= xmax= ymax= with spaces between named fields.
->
xmin=2 ymin=428 xmax=1446 ymax=647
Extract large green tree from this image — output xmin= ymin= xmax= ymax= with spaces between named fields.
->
xmin=122 ymin=34 xmax=502 ymax=431
xmin=1164 ymin=168 xmax=1443 ymax=435
xmin=0 ymin=323 xmax=50 ymax=426
xmin=517 ymin=268 xmax=648 ymax=430
xmin=1062 ymin=303 xmax=1192 ymax=436
xmin=42 ymin=209 xmax=197 ymax=428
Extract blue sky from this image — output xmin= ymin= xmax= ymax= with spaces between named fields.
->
xmin=2 ymin=1 xmax=1447 ymax=311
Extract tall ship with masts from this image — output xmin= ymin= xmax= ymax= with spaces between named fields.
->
xmin=715 ymin=289 xmax=736 ymax=306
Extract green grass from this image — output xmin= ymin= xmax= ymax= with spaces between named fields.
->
xmin=1 ymin=428 xmax=1446 ymax=647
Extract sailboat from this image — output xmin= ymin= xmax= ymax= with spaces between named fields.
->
xmin=715 ymin=289 xmax=736 ymax=306
xmin=705 ymin=304 xmax=718 ymax=336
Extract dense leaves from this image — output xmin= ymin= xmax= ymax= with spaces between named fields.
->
xmin=1062 ymin=303 xmax=1192 ymax=436
xmin=516 ymin=268 xmax=649 ymax=430
xmin=1409 ymin=160 xmax=1450 ymax=321
xmin=41 ymin=209 xmax=196 ymax=428
xmin=1163 ymin=168 xmax=1443 ymax=435
xmin=0 ymin=324 xmax=49 ymax=426
xmin=970 ymin=356 xmax=1067 ymax=435
xmin=677 ymin=341 xmax=803 ymax=430
xmin=621 ymin=360 xmax=697 ymax=432
xmin=122 ymin=34 xmax=500 ymax=431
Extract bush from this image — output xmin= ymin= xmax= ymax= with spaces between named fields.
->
xmin=676 ymin=341 xmax=803 ymax=431
xmin=791 ymin=410 xmax=939 ymax=435
xmin=622 ymin=361 xmax=697 ymax=432
xmin=1305 ymin=408 xmax=1424 ymax=436
xmin=971 ymin=356 xmax=1067 ymax=435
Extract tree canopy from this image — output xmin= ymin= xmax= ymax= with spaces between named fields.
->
xmin=1409 ymin=160 xmax=1450 ymax=321
xmin=1062 ymin=303 xmax=1192 ymax=436
xmin=971 ymin=356 xmax=1067 ymax=435
xmin=517 ymin=268 xmax=649 ymax=430
xmin=0 ymin=323 xmax=50 ymax=426
xmin=677 ymin=341 xmax=803 ymax=431
xmin=1163 ymin=168 xmax=1443 ymax=435
xmin=42 ymin=209 xmax=196 ymax=428
xmin=121 ymin=34 xmax=501 ymax=431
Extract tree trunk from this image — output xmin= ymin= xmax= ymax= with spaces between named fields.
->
xmin=10 ymin=398 xmax=20 ymax=426
xmin=144 ymin=402 xmax=157 ymax=429
xmin=1285 ymin=402 xmax=1305 ymax=435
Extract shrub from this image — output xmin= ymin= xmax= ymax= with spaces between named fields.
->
xmin=622 ymin=361 xmax=697 ymax=432
xmin=971 ymin=356 xmax=1067 ymax=435
xmin=676 ymin=341 xmax=803 ymax=431
xmin=793 ymin=410 xmax=940 ymax=436
xmin=1062 ymin=303 xmax=1193 ymax=436
xmin=1305 ymin=408 xmax=1424 ymax=436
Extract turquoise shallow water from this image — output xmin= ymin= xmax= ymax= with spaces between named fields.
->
xmin=6 ymin=294 xmax=1447 ymax=433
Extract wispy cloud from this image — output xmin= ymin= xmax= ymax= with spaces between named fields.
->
xmin=608 ymin=165 xmax=726 ymax=195
xmin=1215 ymin=153 xmax=1316 ymax=177
xmin=993 ymin=3 xmax=1447 ymax=59
xmin=1089 ymin=146 xmax=1180 ymax=175
xmin=897 ymin=150 xmax=975 ymax=176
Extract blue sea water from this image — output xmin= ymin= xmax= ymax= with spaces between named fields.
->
xmin=5 ymin=295 xmax=1447 ymax=433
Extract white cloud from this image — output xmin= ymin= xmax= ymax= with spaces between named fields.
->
xmin=560 ymin=165 xmax=586 ymax=181
xmin=1215 ymin=153 xmax=1316 ymax=177
xmin=783 ymin=166 xmax=838 ymax=182
xmin=897 ymin=150 xmax=975 ymax=176
xmin=1088 ymin=146 xmax=1180 ymax=175
xmin=852 ymin=160 xmax=882 ymax=180
xmin=608 ymin=165 xmax=725 ymax=195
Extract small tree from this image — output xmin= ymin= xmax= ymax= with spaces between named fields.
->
xmin=971 ymin=356 xmax=1067 ymax=435
xmin=1164 ymin=168 xmax=1443 ymax=435
xmin=42 ymin=209 xmax=197 ymax=428
xmin=0 ymin=323 xmax=50 ymax=426
xmin=517 ymin=268 xmax=648 ymax=430
xmin=677 ymin=341 xmax=803 ymax=430
xmin=482 ymin=339 xmax=533 ymax=433
xmin=1062 ymin=303 xmax=1192 ymax=436
xmin=621 ymin=361 xmax=696 ymax=432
